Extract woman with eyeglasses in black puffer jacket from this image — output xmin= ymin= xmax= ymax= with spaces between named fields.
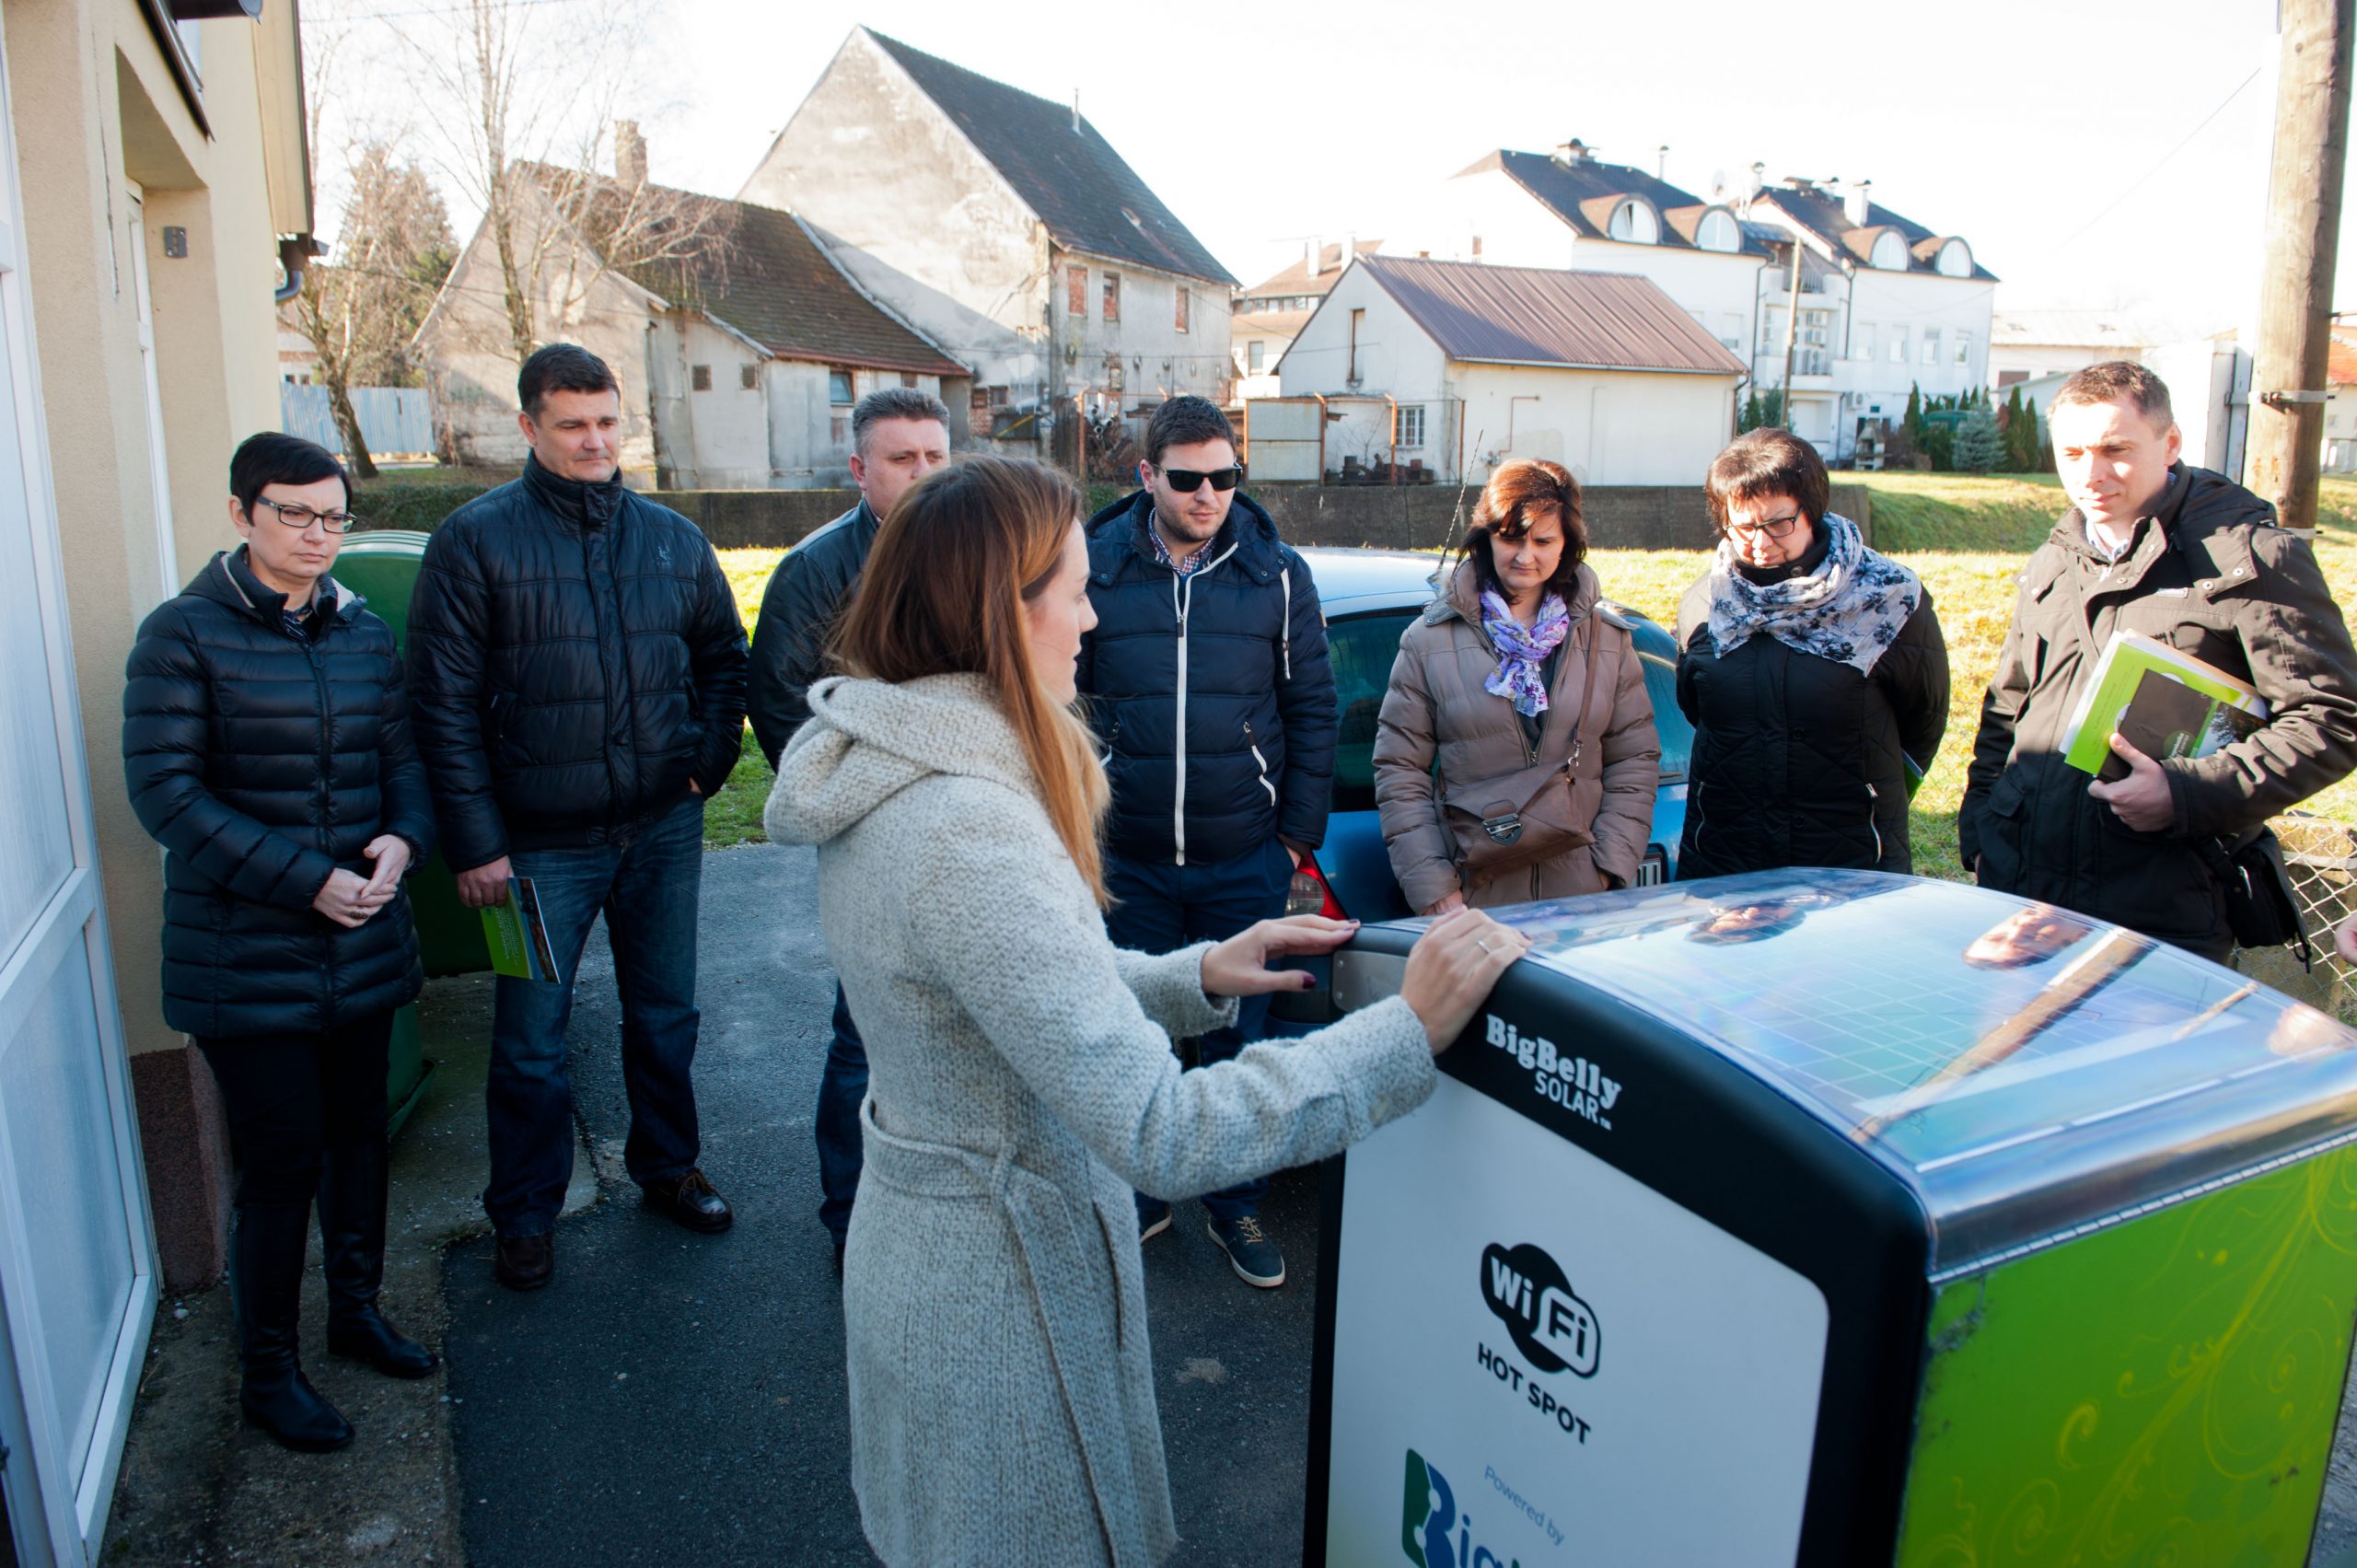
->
xmin=122 ymin=432 xmax=439 ymax=1453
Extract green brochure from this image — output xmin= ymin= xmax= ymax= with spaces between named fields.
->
xmin=2058 ymin=630 xmax=2266 ymax=777
xmin=480 ymin=875 xmax=563 ymax=983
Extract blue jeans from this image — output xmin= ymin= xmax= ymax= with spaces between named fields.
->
xmin=484 ymin=796 xmax=706 ymax=1237
xmin=1106 ymin=839 xmax=1294 ymax=1223
xmin=814 ymin=982 xmax=866 ymax=1245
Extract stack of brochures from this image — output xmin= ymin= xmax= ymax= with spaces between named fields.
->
xmin=2060 ymin=630 xmax=2267 ymax=782
xmin=481 ymin=876 xmax=564 ymax=983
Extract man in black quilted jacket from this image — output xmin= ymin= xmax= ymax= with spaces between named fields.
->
xmin=409 ymin=345 xmax=749 ymax=1290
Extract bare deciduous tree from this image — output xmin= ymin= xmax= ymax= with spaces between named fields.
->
xmin=396 ymin=0 xmax=730 ymax=371
xmin=293 ymin=144 xmax=456 ymax=478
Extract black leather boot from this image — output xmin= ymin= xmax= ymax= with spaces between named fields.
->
xmin=231 ymin=1201 xmax=354 ymax=1452
xmin=319 ymin=1137 xmax=438 ymax=1378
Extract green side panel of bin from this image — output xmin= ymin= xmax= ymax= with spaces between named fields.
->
xmin=332 ymin=531 xmax=491 ymax=977
xmin=1894 ymin=1147 xmax=2357 ymax=1568
xmin=384 ymin=1001 xmax=435 ymax=1140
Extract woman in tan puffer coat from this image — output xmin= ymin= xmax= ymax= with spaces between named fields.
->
xmin=1373 ymin=459 xmax=1661 ymax=912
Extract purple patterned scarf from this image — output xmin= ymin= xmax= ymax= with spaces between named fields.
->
xmin=1479 ymin=588 xmax=1571 ymax=716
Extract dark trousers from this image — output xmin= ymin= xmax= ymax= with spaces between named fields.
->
xmin=194 ymin=1012 xmax=393 ymax=1209
xmin=1105 ymin=838 xmax=1294 ymax=1222
xmin=814 ymin=982 xmax=867 ymax=1245
xmin=486 ymin=796 xmax=705 ymax=1237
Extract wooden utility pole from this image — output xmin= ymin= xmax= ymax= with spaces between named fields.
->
xmin=2248 ymin=0 xmax=2353 ymax=533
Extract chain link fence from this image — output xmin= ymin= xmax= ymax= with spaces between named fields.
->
xmin=2239 ymin=813 xmax=2357 ymax=1023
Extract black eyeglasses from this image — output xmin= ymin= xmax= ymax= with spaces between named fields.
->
xmin=1727 ymin=510 xmax=1804 ymax=540
xmin=1158 ymin=464 xmax=1243 ymax=494
xmin=256 ymin=497 xmax=362 ymax=534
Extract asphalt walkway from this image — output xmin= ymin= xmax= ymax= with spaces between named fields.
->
xmin=440 ymin=842 xmax=1329 ymax=1567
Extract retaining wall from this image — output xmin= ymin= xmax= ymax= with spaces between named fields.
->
xmin=354 ymin=479 xmax=1872 ymax=552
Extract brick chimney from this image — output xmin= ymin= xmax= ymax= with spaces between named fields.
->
xmin=615 ymin=121 xmax=648 ymax=189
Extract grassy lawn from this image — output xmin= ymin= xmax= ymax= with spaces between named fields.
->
xmin=702 ymin=476 xmax=2357 ymax=874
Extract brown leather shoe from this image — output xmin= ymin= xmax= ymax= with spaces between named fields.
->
xmin=493 ymin=1232 xmax=554 ymax=1291
xmin=642 ymin=1168 xmax=733 ymax=1234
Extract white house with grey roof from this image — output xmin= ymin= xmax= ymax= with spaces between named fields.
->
xmin=1271 ymin=255 xmax=1745 ymax=486
xmin=738 ymin=28 xmax=1237 ymax=463
xmin=1399 ymin=142 xmax=1777 ymax=371
xmin=1741 ymin=176 xmax=1997 ymax=461
xmin=1394 ymin=144 xmax=1996 ymax=463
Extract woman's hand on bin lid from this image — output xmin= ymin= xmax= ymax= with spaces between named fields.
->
xmin=1403 ymin=908 xmax=1528 ymax=1055
xmin=1201 ymin=915 xmax=1361 ymax=1000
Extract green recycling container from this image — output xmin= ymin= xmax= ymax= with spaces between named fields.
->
xmin=333 ymin=528 xmax=478 ymax=1133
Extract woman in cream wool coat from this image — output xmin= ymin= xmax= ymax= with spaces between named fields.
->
xmin=765 ymin=457 xmax=1523 ymax=1567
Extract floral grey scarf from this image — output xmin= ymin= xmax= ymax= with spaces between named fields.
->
xmin=1702 ymin=513 xmax=1920 ymax=675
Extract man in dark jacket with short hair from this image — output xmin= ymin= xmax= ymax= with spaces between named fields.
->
xmin=409 ymin=344 xmax=748 ymax=1290
xmin=745 ymin=387 xmax=950 ymax=1265
xmin=1077 ymin=394 xmax=1337 ymax=1289
xmin=1962 ymin=361 xmax=2357 ymax=961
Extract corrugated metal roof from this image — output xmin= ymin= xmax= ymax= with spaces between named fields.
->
xmin=1354 ymin=255 xmax=1746 ymax=376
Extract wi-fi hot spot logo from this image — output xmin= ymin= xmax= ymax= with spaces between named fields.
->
xmin=1480 ymin=1240 xmax=1600 ymax=1377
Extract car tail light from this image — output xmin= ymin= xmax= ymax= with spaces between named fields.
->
xmin=1287 ymin=852 xmax=1347 ymax=920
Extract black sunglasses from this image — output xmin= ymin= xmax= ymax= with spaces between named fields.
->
xmin=1158 ymin=464 xmax=1243 ymax=494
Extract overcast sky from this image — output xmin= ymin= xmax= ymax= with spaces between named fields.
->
xmin=331 ymin=0 xmax=2352 ymax=343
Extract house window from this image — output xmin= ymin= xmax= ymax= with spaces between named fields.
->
xmin=1248 ymin=341 xmax=1265 ymax=372
xmin=691 ymin=364 xmax=712 ymax=391
xmin=1872 ymin=231 xmax=1910 ymax=271
xmin=1102 ymin=273 xmax=1120 ymax=322
xmin=901 ymin=372 xmax=919 ymax=389
xmin=740 ymin=364 xmax=759 ymax=390
xmin=1067 ymin=265 xmax=1087 ymax=317
xmin=1394 ymin=404 xmax=1425 ymax=448
xmin=1697 ymin=208 xmax=1740 ymax=252
xmin=1348 ymin=307 xmax=1365 ymax=383
xmin=1936 ymin=239 xmax=1972 ymax=278
xmin=1175 ymin=288 xmax=1190 ymax=333
xmin=1954 ymin=330 xmax=1972 ymax=367
xmin=829 ymin=369 xmax=854 ymax=404
xmin=1922 ymin=329 xmax=1941 ymax=366
xmin=1608 ymin=200 xmax=1659 ymax=244
xmin=1854 ymin=322 xmax=1876 ymax=363
xmin=1888 ymin=325 xmax=1909 ymax=365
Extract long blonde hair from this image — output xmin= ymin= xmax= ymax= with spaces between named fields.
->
xmin=833 ymin=457 xmax=1110 ymax=902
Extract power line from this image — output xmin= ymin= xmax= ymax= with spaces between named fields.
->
xmin=2044 ymin=67 xmax=2261 ymax=263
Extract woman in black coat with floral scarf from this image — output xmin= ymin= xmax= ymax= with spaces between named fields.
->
xmin=1674 ymin=429 xmax=1950 ymax=880
xmin=123 ymin=434 xmax=438 ymax=1453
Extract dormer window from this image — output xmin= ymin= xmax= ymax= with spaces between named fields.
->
xmin=1935 ymin=238 xmax=1972 ymax=278
xmin=1697 ymin=209 xmax=1739 ymax=253
xmin=1870 ymin=231 xmax=1909 ymax=271
xmin=1608 ymin=200 xmax=1659 ymax=244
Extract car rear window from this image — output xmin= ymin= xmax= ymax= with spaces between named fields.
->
xmin=1328 ymin=611 xmax=1417 ymax=812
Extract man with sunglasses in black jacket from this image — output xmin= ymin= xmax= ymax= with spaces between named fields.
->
xmin=1075 ymin=395 xmax=1338 ymax=1291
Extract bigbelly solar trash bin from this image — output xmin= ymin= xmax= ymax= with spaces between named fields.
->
xmin=1307 ymin=869 xmax=2357 ymax=1568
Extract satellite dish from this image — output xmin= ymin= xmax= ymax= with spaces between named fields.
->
xmin=1710 ymin=168 xmax=1730 ymax=200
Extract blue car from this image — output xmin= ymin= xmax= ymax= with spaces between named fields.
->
xmin=1271 ymin=549 xmax=1695 ymax=1025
